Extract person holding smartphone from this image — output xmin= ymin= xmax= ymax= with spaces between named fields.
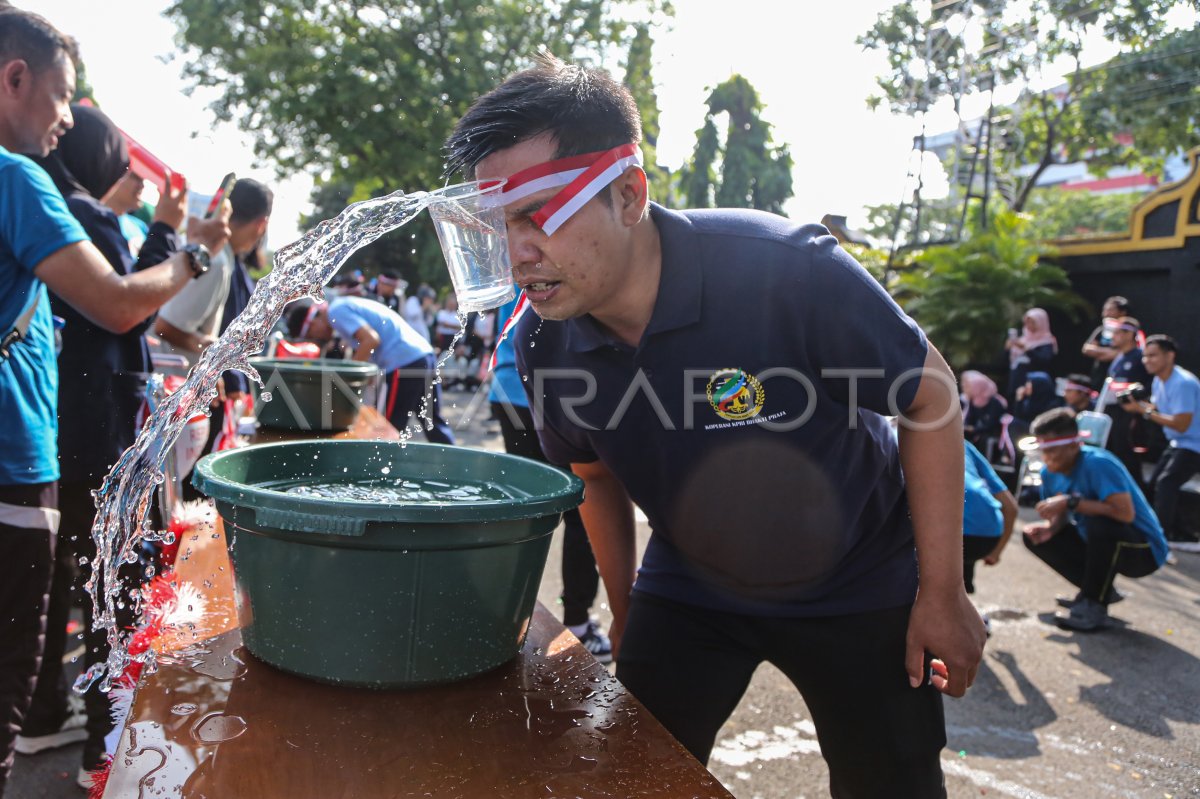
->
xmin=152 ymin=173 xmax=248 ymax=368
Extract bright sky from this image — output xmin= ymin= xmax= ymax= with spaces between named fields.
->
xmin=35 ymin=0 xmax=1181 ymax=249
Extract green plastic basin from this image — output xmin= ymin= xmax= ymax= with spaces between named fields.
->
xmin=192 ymin=440 xmax=584 ymax=688
xmin=250 ymin=357 xmax=380 ymax=431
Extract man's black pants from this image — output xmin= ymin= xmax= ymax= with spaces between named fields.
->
xmin=1023 ymin=517 xmax=1160 ymax=603
xmin=1149 ymin=446 xmax=1200 ymax=539
xmin=0 ymin=482 xmax=57 ymax=797
xmin=492 ymin=402 xmax=599 ymax=626
xmin=385 ymin=355 xmax=455 ymax=445
xmin=617 ymin=592 xmax=947 ymax=799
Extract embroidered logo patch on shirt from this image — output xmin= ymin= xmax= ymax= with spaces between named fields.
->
xmin=706 ymin=368 xmax=765 ymax=421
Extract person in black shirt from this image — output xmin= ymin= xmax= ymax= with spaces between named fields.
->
xmin=1105 ymin=317 xmax=1151 ymax=489
xmin=1081 ymin=296 xmax=1129 ymax=388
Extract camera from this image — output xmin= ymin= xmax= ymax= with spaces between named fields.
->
xmin=1116 ymin=383 xmax=1151 ymax=404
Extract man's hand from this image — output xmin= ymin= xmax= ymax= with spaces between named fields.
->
xmin=905 ymin=585 xmax=985 ymax=697
xmin=1023 ymin=520 xmax=1056 ymax=545
xmin=983 ymin=545 xmax=1004 ymax=566
xmin=152 ymin=178 xmax=188 ymax=230
xmin=187 ymin=201 xmax=232 ymax=255
xmin=1036 ymin=494 xmax=1069 ymax=522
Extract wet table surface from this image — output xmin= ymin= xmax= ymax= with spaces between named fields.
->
xmin=104 ymin=410 xmax=731 ymax=798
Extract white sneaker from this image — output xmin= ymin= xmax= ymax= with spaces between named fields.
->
xmin=15 ymin=709 xmax=88 ymax=754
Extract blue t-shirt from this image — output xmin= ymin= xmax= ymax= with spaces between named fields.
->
xmin=487 ymin=296 xmax=528 ymax=408
xmin=327 ymin=296 xmax=432 ymax=373
xmin=0 ymin=147 xmax=88 ymax=485
xmin=1040 ymin=445 xmax=1169 ymax=567
xmin=1153 ymin=366 xmax=1200 ymax=454
xmin=963 ymin=440 xmax=1005 ymax=538
xmin=514 ymin=204 xmax=929 ymax=617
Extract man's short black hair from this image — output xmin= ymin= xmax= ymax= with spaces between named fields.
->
xmin=444 ymin=52 xmax=642 ymax=179
xmin=1064 ymin=374 xmax=1092 ymax=389
xmin=285 ymin=302 xmax=311 ymax=338
xmin=0 ymin=8 xmax=79 ymax=73
xmin=230 ymin=178 xmax=273 ymax=225
xmin=1105 ymin=295 xmax=1130 ymax=313
xmin=1144 ymin=334 xmax=1178 ymax=354
xmin=380 ymin=270 xmax=399 ymax=280
xmin=1031 ymin=407 xmax=1078 ymax=439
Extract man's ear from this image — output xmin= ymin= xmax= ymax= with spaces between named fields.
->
xmin=1 ymin=60 xmax=30 ymax=97
xmin=616 ymin=165 xmax=649 ymax=226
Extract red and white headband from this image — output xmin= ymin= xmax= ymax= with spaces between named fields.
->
xmin=483 ymin=143 xmax=643 ymax=236
xmin=1034 ymin=432 xmax=1090 ymax=449
xmin=299 ymin=302 xmax=326 ymax=339
xmin=1063 ymin=381 xmax=1097 ymax=396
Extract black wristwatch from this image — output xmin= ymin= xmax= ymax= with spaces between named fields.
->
xmin=182 ymin=243 xmax=212 ymax=279
xmin=1067 ymin=493 xmax=1082 ymax=511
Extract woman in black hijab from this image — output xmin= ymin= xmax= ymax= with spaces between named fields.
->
xmin=23 ymin=104 xmax=190 ymax=780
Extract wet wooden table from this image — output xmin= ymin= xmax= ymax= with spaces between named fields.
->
xmin=104 ymin=412 xmax=731 ymax=798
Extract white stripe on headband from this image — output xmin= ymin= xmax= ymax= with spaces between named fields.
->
xmin=1035 ymin=434 xmax=1087 ymax=449
xmin=299 ymin=302 xmax=326 ymax=339
xmin=487 ymin=144 xmax=643 ymax=236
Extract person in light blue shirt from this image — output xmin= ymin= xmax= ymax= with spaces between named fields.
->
xmin=1121 ymin=334 xmax=1200 ymax=542
xmin=1023 ymin=408 xmax=1168 ymax=631
xmin=286 ymin=296 xmax=454 ymax=443
xmin=961 ymin=441 xmax=1017 ymax=594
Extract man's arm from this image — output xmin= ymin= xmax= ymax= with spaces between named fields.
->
xmin=570 ymin=458 xmax=637 ymax=657
xmin=35 ymin=241 xmax=193 ymax=334
xmin=153 ymin=317 xmax=214 ymax=355
xmin=34 ymin=211 xmax=229 ymax=335
xmin=350 ymin=324 xmax=382 ymax=362
xmin=984 ymin=490 xmax=1019 ymax=565
xmin=1038 ymin=491 xmax=1135 ymax=525
xmin=1126 ymin=400 xmax=1193 ymax=435
xmin=897 ymin=345 xmax=986 ymax=697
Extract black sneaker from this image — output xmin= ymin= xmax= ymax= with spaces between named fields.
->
xmin=575 ymin=620 xmax=613 ymax=665
xmin=1055 ymin=598 xmax=1110 ymax=631
xmin=1056 ymin=588 xmax=1125 ymax=609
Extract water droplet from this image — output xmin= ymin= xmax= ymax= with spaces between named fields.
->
xmin=260 ymin=391 xmax=273 ymax=402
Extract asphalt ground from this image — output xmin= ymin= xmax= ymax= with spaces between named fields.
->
xmin=11 ymin=384 xmax=1199 ymax=798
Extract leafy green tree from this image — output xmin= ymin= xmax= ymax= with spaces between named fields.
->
xmin=621 ymin=23 xmax=674 ymax=205
xmin=893 ymin=210 xmax=1088 ymax=371
xmin=677 ymin=74 xmax=793 ymax=213
xmin=166 ymin=0 xmax=665 ymax=285
xmin=1023 ymin=187 xmax=1144 ymax=240
xmin=859 ymin=1 xmax=1197 ymax=213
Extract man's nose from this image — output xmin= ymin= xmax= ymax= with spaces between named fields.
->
xmin=61 ymin=105 xmax=74 ymax=130
xmin=508 ymin=227 xmax=542 ymax=267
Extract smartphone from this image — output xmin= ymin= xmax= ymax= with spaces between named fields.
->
xmin=204 ymin=172 xmax=237 ymax=219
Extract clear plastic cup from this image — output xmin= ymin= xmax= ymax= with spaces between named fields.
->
xmin=427 ymin=181 xmax=515 ymax=313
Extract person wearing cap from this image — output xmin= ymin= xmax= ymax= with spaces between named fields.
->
xmin=1120 ymin=334 xmax=1200 ymax=545
xmin=1081 ymin=295 xmax=1129 ymax=388
xmin=286 ymin=297 xmax=455 ymax=444
xmin=0 ymin=10 xmax=228 ymax=794
xmin=445 ymin=54 xmax=984 ymax=795
xmin=403 ymin=283 xmax=437 ymax=342
xmin=1022 ymin=407 xmax=1168 ymax=631
xmin=1062 ymin=374 xmax=1097 ymax=414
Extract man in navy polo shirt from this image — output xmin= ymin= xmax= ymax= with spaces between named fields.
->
xmin=447 ymin=55 xmax=984 ymax=797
